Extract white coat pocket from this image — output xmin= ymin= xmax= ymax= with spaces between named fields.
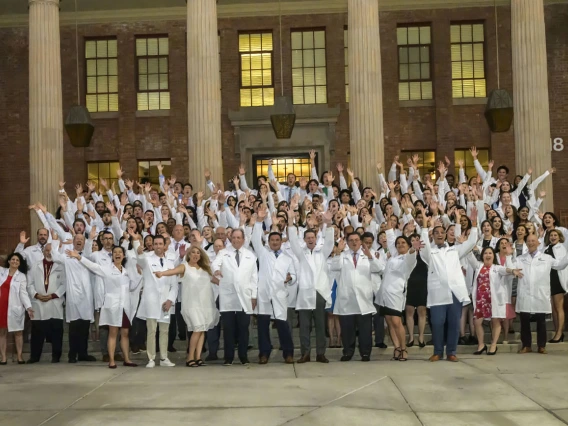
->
xmin=103 ymin=294 xmax=120 ymax=311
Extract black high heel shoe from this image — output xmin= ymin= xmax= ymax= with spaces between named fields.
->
xmin=549 ymin=333 xmax=565 ymax=343
xmin=406 ymin=340 xmax=415 ymax=348
xmin=473 ymin=345 xmax=487 ymax=355
xmin=488 ymin=347 xmax=498 ymax=355
xmin=418 ymin=340 xmax=426 ymax=348
xmin=186 ymin=360 xmax=198 ymax=367
xmin=392 ymin=347 xmax=402 ymax=361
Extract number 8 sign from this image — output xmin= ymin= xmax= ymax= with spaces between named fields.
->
xmin=553 ymin=138 xmax=564 ymax=152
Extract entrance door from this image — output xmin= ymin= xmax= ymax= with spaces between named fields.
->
xmin=252 ymin=154 xmax=316 ymax=185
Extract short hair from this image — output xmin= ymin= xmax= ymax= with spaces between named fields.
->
xmin=153 ymin=235 xmax=166 ymax=245
xmin=303 ymin=230 xmax=317 ymax=239
xmin=346 ymin=232 xmax=361 ymax=241
xmin=268 ymin=232 xmax=282 ymax=240
xmin=497 ymin=165 xmax=510 ymax=174
xmin=183 ymin=183 xmax=193 ymax=191
xmin=231 ymin=228 xmax=245 ymax=239
xmin=145 ymin=209 xmax=155 ymax=216
xmin=361 ymin=232 xmax=374 ymax=241
xmin=101 ymin=209 xmax=111 ymax=216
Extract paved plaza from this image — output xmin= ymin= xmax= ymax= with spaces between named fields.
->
xmin=1 ymin=349 xmax=568 ymax=426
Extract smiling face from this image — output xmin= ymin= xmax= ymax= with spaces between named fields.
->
xmin=188 ymin=247 xmax=202 ymax=264
xmin=396 ymin=237 xmax=410 ymax=255
xmin=516 ymin=225 xmax=527 ymax=241
xmin=112 ymin=247 xmax=125 ymax=265
xmin=526 ymin=234 xmax=540 ymax=252
xmin=37 ymin=229 xmax=49 ymax=246
xmin=543 ymin=213 xmax=556 ymax=229
xmin=549 ymin=230 xmax=561 ymax=245
xmin=8 ymin=255 xmax=20 ymax=270
xmin=347 ymin=233 xmax=362 ymax=253
xmin=482 ymin=248 xmax=495 ymax=265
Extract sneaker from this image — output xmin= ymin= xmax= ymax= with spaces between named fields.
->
xmin=240 ymin=358 xmax=250 ymax=365
xmin=146 ymin=360 xmax=155 ymax=368
xmin=160 ymin=358 xmax=175 ymax=367
xmin=131 ymin=348 xmax=142 ymax=355
xmin=223 ymin=360 xmax=233 ymax=366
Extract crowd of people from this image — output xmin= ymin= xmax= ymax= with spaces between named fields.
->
xmin=0 ymin=147 xmax=566 ymax=368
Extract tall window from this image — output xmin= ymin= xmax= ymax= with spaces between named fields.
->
xmin=85 ymin=38 xmax=118 ymax=113
xmin=254 ymin=155 xmax=313 ymax=183
xmin=397 ymin=25 xmax=432 ymax=101
xmin=239 ymin=32 xmax=274 ymax=107
xmin=451 ymin=23 xmax=486 ymax=98
xmin=401 ymin=150 xmax=436 ymax=180
xmin=136 ymin=36 xmax=170 ymax=110
xmin=344 ymin=28 xmax=349 ymax=103
xmin=87 ymin=162 xmax=120 ymax=191
xmin=138 ymin=160 xmax=172 ymax=187
xmin=291 ymin=29 xmax=327 ymax=105
xmin=454 ymin=149 xmax=489 ymax=179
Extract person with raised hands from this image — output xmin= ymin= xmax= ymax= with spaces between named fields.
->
xmin=419 ymin=204 xmax=479 ymax=362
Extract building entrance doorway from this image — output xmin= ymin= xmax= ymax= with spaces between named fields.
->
xmin=252 ymin=154 xmax=316 ymax=185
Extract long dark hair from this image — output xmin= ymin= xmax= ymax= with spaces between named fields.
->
xmin=112 ymin=246 xmax=127 ymax=267
xmin=480 ymin=247 xmax=499 ymax=265
xmin=5 ymin=252 xmax=28 ymax=274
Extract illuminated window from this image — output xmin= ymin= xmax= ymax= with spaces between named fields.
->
xmin=85 ymin=38 xmax=118 ymax=113
xmin=254 ymin=156 xmax=312 ymax=183
xmin=239 ymin=32 xmax=274 ymax=107
xmin=87 ymin=162 xmax=120 ymax=196
xmin=454 ymin=149 xmax=489 ymax=179
xmin=344 ymin=28 xmax=349 ymax=103
xmin=401 ymin=150 xmax=436 ymax=180
xmin=451 ymin=23 xmax=486 ymax=98
xmin=397 ymin=25 xmax=432 ymax=101
xmin=291 ymin=29 xmax=327 ymax=105
xmin=136 ymin=36 xmax=170 ymax=110
xmin=138 ymin=160 xmax=172 ymax=188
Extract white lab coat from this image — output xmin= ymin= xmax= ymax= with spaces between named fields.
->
xmin=251 ymin=223 xmax=296 ymax=321
xmin=211 ymin=246 xmax=258 ymax=314
xmin=0 ymin=268 xmax=31 ymax=332
xmin=330 ymin=249 xmax=386 ymax=315
xmin=27 ymin=260 xmax=65 ymax=321
xmin=51 ymin=240 xmax=95 ymax=322
xmin=89 ymin=248 xmax=113 ymax=310
xmin=378 ymin=252 xmax=418 ymax=312
xmin=513 ymin=251 xmax=568 ymax=314
xmin=133 ymin=241 xmax=178 ymax=322
xmin=288 ymin=226 xmax=335 ymax=310
xmin=420 ymin=227 xmax=479 ymax=307
xmin=15 ymin=243 xmax=44 ymax=273
xmin=281 ymin=241 xmax=300 ymax=308
xmin=470 ymin=261 xmax=510 ymax=318
xmin=79 ymin=257 xmax=142 ymax=326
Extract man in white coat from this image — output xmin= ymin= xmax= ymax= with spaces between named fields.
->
xmin=51 ymin=235 xmax=97 ymax=363
xmin=26 ymin=242 xmax=66 ymax=363
xmin=133 ymin=233 xmax=178 ymax=368
xmin=211 ymin=229 xmax=258 ymax=366
xmin=514 ymin=234 xmax=568 ymax=354
xmin=419 ymin=209 xmax=478 ymax=362
xmin=330 ymin=232 xmax=386 ymax=361
xmin=16 ymin=229 xmax=49 ymax=271
xmin=288 ymin=208 xmax=335 ymax=364
xmin=250 ymin=209 xmax=296 ymax=364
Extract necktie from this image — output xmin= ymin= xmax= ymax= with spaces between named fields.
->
xmin=352 ymin=252 xmax=357 ymax=268
xmin=108 ymin=252 xmax=112 ymax=258
xmin=160 ymin=258 xmax=164 ymax=267
xmin=235 ymin=250 xmax=240 ymax=266
xmin=79 ymin=252 xmax=82 ymax=255
xmin=175 ymin=242 xmax=179 ymax=251
xmin=274 ymin=250 xmax=280 ymax=258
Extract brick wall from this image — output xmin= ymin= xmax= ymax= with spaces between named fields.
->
xmin=0 ymin=4 xmax=567 ymax=254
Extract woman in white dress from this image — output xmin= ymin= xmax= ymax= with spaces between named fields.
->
xmin=155 ymin=245 xmax=219 ymax=367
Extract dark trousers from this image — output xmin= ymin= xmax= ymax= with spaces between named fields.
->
xmin=30 ymin=319 xmax=64 ymax=361
xmin=430 ymin=294 xmax=462 ymax=357
xmin=206 ymin=298 xmax=221 ymax=356
xmin=339 ymin=314 xmax=373 ymax=357
xmin=168 ymin=301 xmax=187 ymax=348
xmin=68 ymin=319 xmax=91 ymax=360
xmin=520 ymin=312 xmax=547 ymax=348
xmin=257 ymin=315 xmax=294 ymax=359
xmin=373 ymin=304 xmax=385 ymax=345
xmin=221 ymin=310 xmax=250 ymax=362
xmin=298 ymin=293 xmax=327 ymax=356
xmin=129 ymin=317 xmax=147 ymax=350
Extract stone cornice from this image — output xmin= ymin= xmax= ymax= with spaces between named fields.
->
xmin=1 ymin=0 xmax=567 ymax=28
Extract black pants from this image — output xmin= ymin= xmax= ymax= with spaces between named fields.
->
xmin=129 ymin=317 xmax=147 ymax=350
xmin=520 ymin=312 xmax=547 ymax=348
xmin=257 ymin=315 xmax=294 ymax=359
xmin=221 ymin=310 xmax=250 ymax=362
xmin=68 ymin=319 xmax=91 ymax=361
xmin=373 ymin=304 xmax=385 ymax=345
xmin=339 ymin=314 xmax=373 ymax=358
xmin=30 ymin=319 xmax=64 ymax=362
xmin=168 ymin=301 xmax=187 ymax=347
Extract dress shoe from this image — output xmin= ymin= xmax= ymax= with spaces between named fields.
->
xmin=429 ymin=354 xmax=441 ymax=362
xmin=518 ymin=347 xmax=533 ymax=354
xmin=205 ymin=354 xmax=218 ymax=362
xmin=467 ymin=335 xmax=479 ymax=345
xmin=223 ymin=360 xmax=233 ymax=366
xmin=458 ymin=336 xmax=467 ymax=345
xmin=284 ymin=356 xmax=294 ymax=364
xmin=51 ymin=358 xmax=60 ymax=363
xmin=361 ymin=355 xmax=370 ymax=362
xmin=258 ymin=355 xmax=269 ymax=365
xmin=316 ymin=355 xmax=329 ymax=364
xmin=17 ymin=360 xmax=25 ymax=364
xmin=102 ymin=354 xmax=110 ymax=363
xmin=375 ymin=343 xmax=387 ymax=349
xmin=538 ymin=347 xmax=547 ymax=354
xmin=115 ymin=354 xmax=125 ymax=362
xmin=78 ymin=355 xmax=97 ymax=362
xmin=340 ymin=355 xmax=352 ymax=362
xmin=446 ymin=355 xmax=459 ymax=362
xmin=296 ymin=354 xmax=311 ymax=364
xmin=240 ymin=358 xmax=250 ymax=365
xmin=26 ymin=359 xmax=39 ymax=364
xmin=68 ymin=358 xmax=77 ymax=364
xmin=168 ymin=346 xmax=177 ymax=353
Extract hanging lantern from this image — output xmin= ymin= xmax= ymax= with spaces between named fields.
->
xmin=270 ymin=96 xmax=296 ymax=139
xmin=65 ymin=105 xmax=94 ymax=147
xmin=485 ymin=89 xmax=514 ymax=133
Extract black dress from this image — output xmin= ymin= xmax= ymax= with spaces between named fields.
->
xmin=545 ymin=245 xmax=565 ymax=296
xmin=405 ymin=252 xmax=428 ymax=307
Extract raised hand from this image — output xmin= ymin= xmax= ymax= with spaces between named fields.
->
xmin=346 ymin=168 xmax=354 ymax=178
xmin=157 ymin=162 xmax=164 ymax=174
xmin=470 ymin=146 xmax=478 ymax=159
xmin=99 ymin=178 xmax=108 ymax=189
xmin=444 ymin=156 xmax=451 ymax=167
xmin=309 ymin=149 xmax=316 ymax=161
xmin=58 ymin=180 xmax=66 ymax=190
xmin=337 ymin=238 xmax=346 ymax=252
xmin=539 ymin=190 xmax=546 ymax=199
xmin=549 ymin=167 xmax=556 ymax=174
xmin=376 ymin=163 xmax=382 ymax=173
xmin=20 ymin=231 xmax=30 ymax=245
xmin=336 ymin=163 xmax=344 ymax=173
xmin=457 ymin=159 xmax=464 ymax=168
xmin=322 ymin=210 xmax=333 ymax=224
xmin=116 ymin=167 xmax=123 ymax=179
xmin=239 ymin=164 xmax=246 ymax=175
xmin=257 ymin=205 xmax=268 ymax=221
xmin=204 ymin=168 xmax=211 ymax=181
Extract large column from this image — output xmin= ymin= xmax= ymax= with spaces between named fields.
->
xmin=348 ymin=0 xmax=385 ymax=187
xmin=29 ymin=0 xmax=64 ymax=232
xmin=512 ymin=0 xmax=553 ymax=211
xmin=187 ymin=0 xmax=222 ymax=190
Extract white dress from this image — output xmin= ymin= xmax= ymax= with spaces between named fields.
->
xmin=180 ymin=262 xmax=220 ymax=332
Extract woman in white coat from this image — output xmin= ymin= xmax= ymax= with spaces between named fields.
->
xmin=468 ymin=247 xmax=521 ymax=355
xmin=68 ymin=246 xmax=141 ymax=369
xmin=155 ymin=245 xmax=219 ymax=367
xmin=377 ymin=227 xmax=418 ymax=361
xmin=544 ymin=229 xmax=568 ymax=343
xmin=0 ymin=253 xmax=33 ymax=364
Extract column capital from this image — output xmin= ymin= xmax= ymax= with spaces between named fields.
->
xmin=29 ymin=0 xmax=60 ymax=7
